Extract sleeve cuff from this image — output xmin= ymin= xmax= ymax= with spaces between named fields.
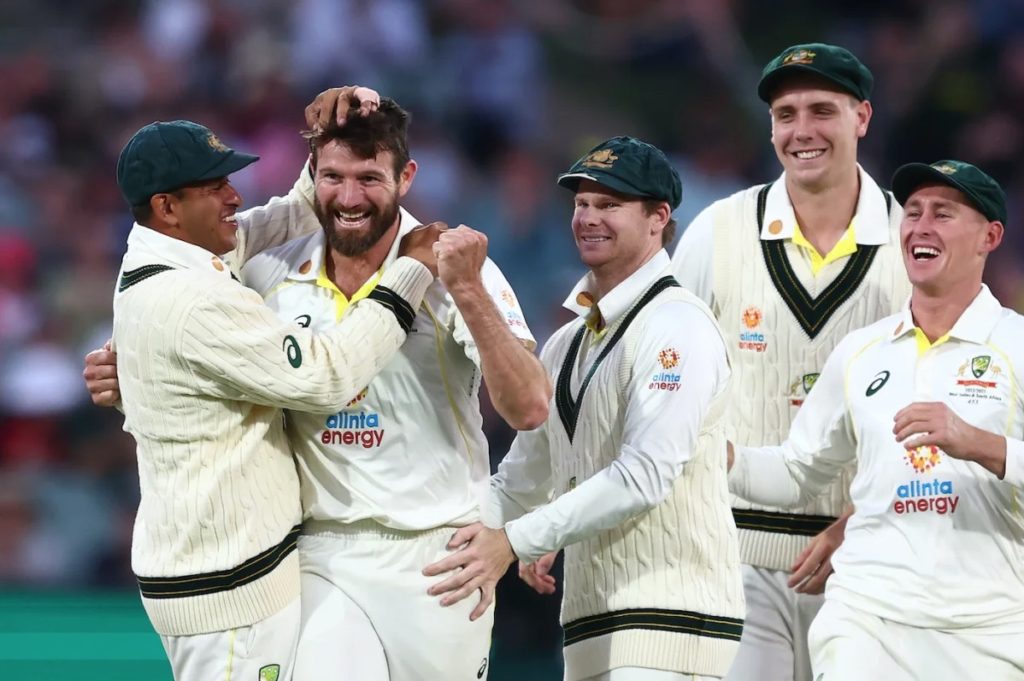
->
xmin=370 ymin=257 xmax=433 ymax=330
xmin=1002 ymin=437 xmax=1024 ymax=487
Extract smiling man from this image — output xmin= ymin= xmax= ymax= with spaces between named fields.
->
xmin=727 ymin=159 xmax=1024 ymax=680
xmin=240 ymin=98 xmax=550 ymax=681
xmin=671 ymin=43 xmax=912 ymax=681
xmin=424 ymin=136 xmax=745 ymax=681
xmin=110 ymin=115 xmax=438 ymax=681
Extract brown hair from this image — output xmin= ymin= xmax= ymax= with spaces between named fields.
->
xmin=304 ymin=97 xmax=411 ymax=179
xmin=642 ymin=199 xmax=677 ymax=246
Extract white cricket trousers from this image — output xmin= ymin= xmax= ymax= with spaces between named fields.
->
xmin=724 ymin=565 xmax=822 ymax=681
xmin=808 ymin=599 xmax=1024 ymax=681
xmin=160 ymin=596 xmax=300 ymax=681
xmin=293 ymin=521 xmax=494 ymax=681
xmin=578 ymin=669 xmax=719 ymax=680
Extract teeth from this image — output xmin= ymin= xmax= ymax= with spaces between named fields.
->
xmin=795 ymin=150 xmax=824 ymax=160
xmin=334 ymin=210 xmax=370 ymax=222
xmin=582 ymin=236 xmax=609 ymax=242
xmin=913 ymin=246 xmax=940 ymax=259
xmin=223 ymin=215 xmax=237 ymax=222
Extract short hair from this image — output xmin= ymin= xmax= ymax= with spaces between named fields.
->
xmin=305 ymin=97 xmax=411 ymax=179
xmin=642 ymin=199 xmax=677 ymax=246
xmin=130 ymin=188 xmax=185 ymax=225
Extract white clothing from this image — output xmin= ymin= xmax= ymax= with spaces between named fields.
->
xmin=160 ymin=596 xmax=300 ymax=681
xmin=242 ymin=211 xmax=534 ymax=530
xmin=730 ymin=285 xmax=1024 ymax=632
xmin=487 ymin=251 xmax=744 ymax=679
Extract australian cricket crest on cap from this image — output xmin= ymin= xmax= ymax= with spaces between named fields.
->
xmin=782 ymin=49 xmax=816 ymax=65
xmin=933 ymin=162 xmax=957 ymax=175
xmin=581 ymin=149 xmax=618 ymax=169
xmin=206 ymin=133 xmax=228 ymax=152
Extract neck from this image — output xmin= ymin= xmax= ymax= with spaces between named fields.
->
xmin=910 ymin=281 xmax=982 ymax=342
xmin=591 ymin=247 xmax=660 ymax=300
xmin=786 ymin=166 xmax=860 ymax=254
xmin=325 ymin=222 xmax=400 ymax=297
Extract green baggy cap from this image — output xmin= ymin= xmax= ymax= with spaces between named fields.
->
xmin=557 ymin=136 xmax=682 ymax=210
xmin=892 ymin=160 xmax=1007 ymax=224
xmin=758 ymin=43 xmax=873 ymax=103
xmin=116 ymin=120 xmax=259 ymax=206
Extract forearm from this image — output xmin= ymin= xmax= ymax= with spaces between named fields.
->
xmin=729 ymin=445 xmax=814 ymax=508
xmin=449 ymin=280 xmax=551 ymax=430
xmin=504 ymin=462 xmax=651 ymax=564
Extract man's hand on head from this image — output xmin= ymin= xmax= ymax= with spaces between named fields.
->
xmin=305 ymin=86 xmax=381 ymax=132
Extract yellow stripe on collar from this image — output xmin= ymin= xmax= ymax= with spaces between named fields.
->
xmin=791 ymin=223 xmax=858 ymax=275
xmin=315 ymin=260 xmax=383 ymax=321
xmin=913 ymin=327 xmax=951 ymax=356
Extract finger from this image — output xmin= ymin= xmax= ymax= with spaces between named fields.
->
xmin=894 ymin=418 xmax=931 ymax=442
xmin=88 ymin=378 xmax=120 ymax=394
xmin=798 ymin=560 xmax=833 ymax=595
xmin=423 ymin=553 xmax=467 ymax=577
xmin=103 ymin=339 xmax=113 ymax=352
xmin=441 ymin=576 xmax=484 ymax=607
xmin=317 ymin=90 xmax=341 ymax=130
xmin=446 ymin=524 xmax=482 ymax=550
xmin=427 ymin=565 xmax=475 ymax=595
xmin=91 ymin=390 xmax=119 ymax=407
xmin=353 ymin=86 xmax=381 ymax=116
xmin=470 ymin=586 xmax=494 ymax=621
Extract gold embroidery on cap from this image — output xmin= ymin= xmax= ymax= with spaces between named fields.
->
xmin=207 ymin=134 xmax=228 ymax=152
xmin=299 ymin=260 xmax=312 ymax=274
xmin=581 ymin=149 xmax=618 ymax=169
xmin=932 ymin=163 xmax=957 ymax=175
xmin=782 ymin=49 xmax=816 ymax=65
xmin=768 ymin=219 xmax=783 ymax=235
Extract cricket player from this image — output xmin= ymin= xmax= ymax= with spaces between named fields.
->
xmin=110 ymin=113 xmax=438 ymax=681
xmin=424 ymin=136 xmax=745 ymax=681
xmin=728 ymin=159 xmax=1024 ymax=680
xmin=671 ymin=43 xmax=912 ymax=681
xmin=239 ymin=98 xmax=550 ymax=681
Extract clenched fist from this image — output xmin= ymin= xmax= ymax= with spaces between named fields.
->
xmin=435 ymin=225 xmax=488 ymax=292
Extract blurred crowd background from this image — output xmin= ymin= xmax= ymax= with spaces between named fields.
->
xmin=2 ymin=0 xmax=1024 ymax=676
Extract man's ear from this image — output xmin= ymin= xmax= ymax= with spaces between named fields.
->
xmin=398 ymin=159 xmax=418 ymax=198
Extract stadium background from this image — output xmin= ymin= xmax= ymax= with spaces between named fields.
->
xmin=2 ymin=0 xmax=1023 ymax=678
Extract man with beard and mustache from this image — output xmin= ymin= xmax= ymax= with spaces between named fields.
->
xmin=240 ymin=97 xmax=551 ymax=681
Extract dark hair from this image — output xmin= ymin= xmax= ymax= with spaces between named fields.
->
xmin=130 ymin=188 xmax=185 ymax=225
xmin=642 ymin=199 xmax=677 ymax=246
xmin=305 ymin=97 xmax=411 ymax=179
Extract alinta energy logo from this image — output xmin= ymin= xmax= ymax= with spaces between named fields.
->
xmin=738 ymin=306 xmax=767 ymax=353
xmin=321 ymin=387 xmax=384 ymax=449
xmin=649 ymin=347 xmax=682 ymax=391
xmin=892 ymin=444 xmax=959 ymax=516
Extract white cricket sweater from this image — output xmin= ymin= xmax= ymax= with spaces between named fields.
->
xmin=673 ymin=167 xmax=911 ymax=569
xmin=488 ymin=253 xmax=744 ymax=679
xmin=112 ymin=225 xmax=431 ymax=636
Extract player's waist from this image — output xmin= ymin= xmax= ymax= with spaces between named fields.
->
xmin=302 ymin=517 xmax=473 ymax=539
xmin=731 ymin=508 xmax=838 ymax=536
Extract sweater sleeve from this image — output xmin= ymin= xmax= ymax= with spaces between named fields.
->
xmin=505 ymin=302 xmax=728 ymax=563
xmin=231 ymin=162 xmax=318 ymax=268
xmin=181 ymin=257 xmax=432 ymax=413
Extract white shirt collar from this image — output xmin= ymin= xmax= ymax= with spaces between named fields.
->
xmin=761 ymin=164 xmax=892 ymax=245
xmin=122 ymin=223 xmax=236 ymax=280
xmin=563 ymin=249 xmax=672 ymax=325
xmin=889 ymin=285 xmax=1004 ymax=345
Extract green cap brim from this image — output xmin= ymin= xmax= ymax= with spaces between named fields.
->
xmin=557 ymin=170 xmax=659 ymax=201
xmin=191 ymin=151 xmax=260 ymax=185
xmin=891 ymin=163 xmax=1001 ymax=223
xmin=758 ymin=65 xmax=862 ymax=102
